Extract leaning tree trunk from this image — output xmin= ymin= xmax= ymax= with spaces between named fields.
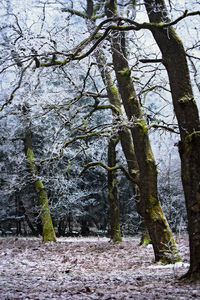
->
xmin=105 ymin=0 xmax=179 ymax=263
xmin=95 ymin=48 xmax=148 ymax=241
xmin=144 ymin=0 xmax=200 ymax=278
xmin=24 ymin=128 xmax=56 ymax=242
xmin=108 ymin=136 xmax=122 ymax=242
xmin=95 ymin=49 xmax=139 ymax=186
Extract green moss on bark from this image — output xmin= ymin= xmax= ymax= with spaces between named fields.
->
xmin=146 ymin=204 xmax=163 ymax=221
xmin=135 ymin=119 xmax=148 ymax=134
xmin=118 ymin=68 xmax=131 ymax=79
xmin=27 ymin=148 xmax=37 ymax=173
xmin=110 ymin=84 xmax=120 ymax=99
xmin=105 ymin=0 xmax=118 ymax=16
xmin=158 ymin=242 xmax=182 ymax=264
xmin=140 ymin=231 xmax=151 ymax=246
xmin=26 ymin=147 xmax=56 ymax=243
xmin=112 ymin=228 xmax=122 ymax=243
xmin=35 ymin=180 xmax=56 ymax=242
xmin=184 ymin=131 xmax=200 ymax=154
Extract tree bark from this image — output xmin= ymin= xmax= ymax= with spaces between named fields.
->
xmin=94 ymin=49 xmax=139 ymax=186
xmin=95 ymin=49 xmax=142 ymax=238
xmin=105 ymin=0 xmax=179 ymax=263
xmin=24 ymin=128 xmax=56 ymax=242
xmin=108 ymin=136 xmax=122 ymax=242
xmin=144 ymin=0 xmax=200 ymax=278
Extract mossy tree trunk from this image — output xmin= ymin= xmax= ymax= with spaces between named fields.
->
xmin=95 ymin=49 xmax=139 ymax=186
xmin=87 ymin=4 xmax=139 ymax=242
xmin=139 ymin=219 xmax=151 ymax=246
xmin=95 ymin=48 xmax=123 ymax=243
xmin=144 ymin=0 xmax=200 ymax=278
xmin=24 ymin=128 xmax=56 ymax=242
xmin=105 ymin=0 xmax=179 ymax=263
xmin=107 ymin=136 xmax=122 ymax=242
xmin=95 ymin=49 xmax=146 ymax=239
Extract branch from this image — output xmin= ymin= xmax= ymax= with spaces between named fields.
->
xmin=79 ymin=161 xmax=138 ymax=184
xmin=88 ymin=103 xmax=120 ymax=118
xmin=61 ymin=7 xmax=105 ymax=21
xmin=74 ymin=10 xmax=200 ymax=59
xmin=0 ymin=60 xmax=33 ymax=112
xmin=32 ymin=10 xmax=200 ymax=68
xmin=93 ymin=14 xmax=105 ymax=21
xmin=161 ymin=10 xmax=200 ymax=28
xmin=62 ymin=129 xmax=110 ymax=148
xmin=150 ymin=124 xmax=179 ymax=134
xmin=119 ymin=10 xmax=200 ymax=29
xmin=39 ymin=151 xmax=63 ymax=165
xmin=61 ymin=8 xmax=88 ymax=19
xmin=139 ymin=59 xmax=163 ymax=64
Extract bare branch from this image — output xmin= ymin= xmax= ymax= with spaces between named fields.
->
xmin=150 ymin=124 xmax=179 ymax=134
xmin=62 ymin=129 xmax=110 ymax=149
xmin=79 ymin=161 xmax=139 ymax=184
xmin=0 ymin=60 xmax=33 ymax=112
xmin=161 ymin=10 xmax=200 ymax=28
xmin=139 ymin=59 xmax=163 ymax=63
xmin=61 ymin=8 xmax=88 ymax=19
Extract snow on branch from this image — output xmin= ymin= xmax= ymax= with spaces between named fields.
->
xmin=0 ymin=61 xmax=33 ymax=112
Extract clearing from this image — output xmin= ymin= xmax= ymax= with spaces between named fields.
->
xmin=0 ymin=235 xmax=199 ymax=299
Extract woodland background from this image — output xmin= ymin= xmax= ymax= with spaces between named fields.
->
xmin=1 ymin=0 xmax=196 ymax=238
xmin=1 ymin=2 xmax=200 ymax=285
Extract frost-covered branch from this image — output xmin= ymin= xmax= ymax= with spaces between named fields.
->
xmin=62 ymin=129 xmax=111 ymax=149
xmin=0 ymin=61 xmax=33 ymax=112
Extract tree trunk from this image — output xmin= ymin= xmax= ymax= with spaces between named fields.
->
xmin=95 ymin=49 xmax=139 ymax=185
xmin=105 ymin=0 xmax=179 ymax=263
xmin=144 ymin=0 xmax=200 ymax=278
xmin=139 ymin=219 xmax=151 ymax=246
xmin=95 ymin=48 xmax=144 ymax=237
xmin=108 ymin=136 xmax=122 ymax=242
xmin=81 ymin=218 xmax=90 ymax=236
xmin=24 ymin=128 xmax=56 ymax=242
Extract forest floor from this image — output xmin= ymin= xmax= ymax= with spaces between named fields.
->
xmin=0 ymin=235 xmax=199 ymax=299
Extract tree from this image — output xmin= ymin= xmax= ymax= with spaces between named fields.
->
xmin=107 ymin=136 xmax=122 ymax=242
xmin=103 ymin=0 xmax=179 ymax=262
xmin=24 ymin=126 xmax=56 ymax=242
xmin=62 ymin=0 xmax=180 ymax=260
xmin=144 ymin=0 xmax=200 ymax=279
